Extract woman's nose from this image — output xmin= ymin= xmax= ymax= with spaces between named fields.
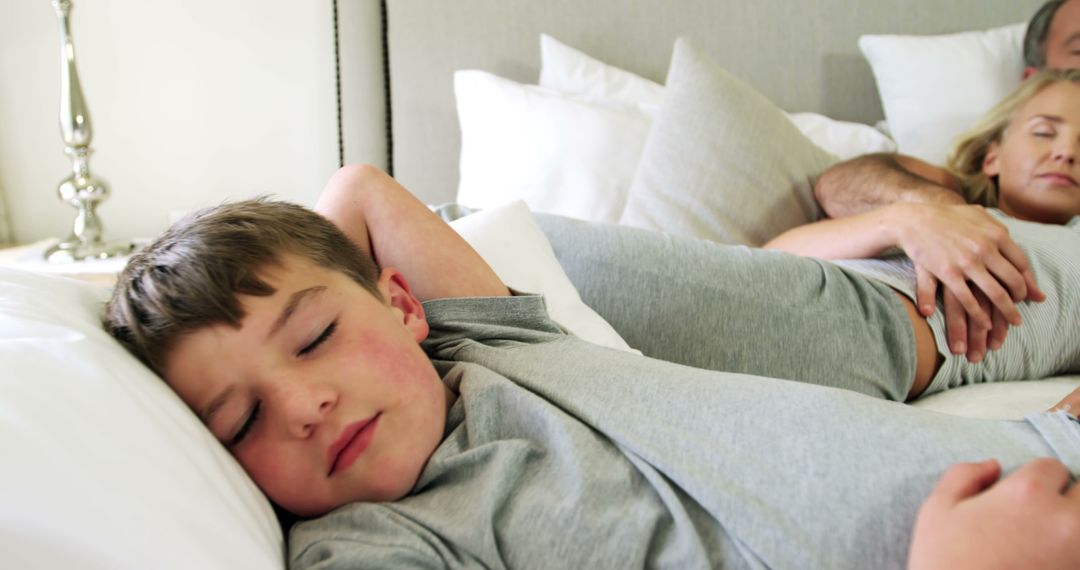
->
xmin=1053 ymin=138 xmax=1077 ymax=164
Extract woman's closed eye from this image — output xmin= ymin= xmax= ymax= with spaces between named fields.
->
xmin=299 ymin=321 xmax=337 ymax=357
xmin=230 ymin=401 xmax=261 ymax=446
xmin=1032 ymin=127 xmax=1056 ymax=138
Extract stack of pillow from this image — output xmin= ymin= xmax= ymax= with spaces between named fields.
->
xmin=455 ymin=25 xmax=1027 ymax=246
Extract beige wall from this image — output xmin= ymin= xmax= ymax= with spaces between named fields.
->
xmin=0 ymin=0 xmax=362 ymax=244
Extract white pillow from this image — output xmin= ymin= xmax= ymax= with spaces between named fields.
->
xmin=619 ymin=37 xmax=835 ymax=246
xmin=449 ymin=200 xmax=637 ymax=354
xmin=539 ymin=34 xmax=895 ymax=161
xmin=786 ymin=112 xmax=897 ymax=161
xmin=454 ymin=70 xmax=652 ymax=224
xmin=859 ymin=23 xmax=1026 ymax=165
xmin=539 ymin=34 xmax=665 ymax=112
xmin=0 ymin=270 xmax=284 ymax=570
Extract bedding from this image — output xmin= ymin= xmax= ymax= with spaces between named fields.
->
xmin=455 ymin=35 xmax=899 ymax=227
xmin=0 ymin=269 xmax=284 ymax=570
xmin=540 ymin=34 xmax=898 ymax=161
xmin=454 ymin=71 xmax=652 ymax=223
xmin=618 ymin=38 xmax=835 ymax=246
xmin=860 ymin=23 xmax=1028 ymax=165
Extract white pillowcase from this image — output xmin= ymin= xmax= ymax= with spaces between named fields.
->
xmin=618 ymin=37 xmax=834 ymax=246
xmin=449 ymin=200 xmax=637 ymax=353
xmin=859 ymin=23 xmax=1026 ymax=166
xmin=454 ymin=70 xmax=652 ymax=224
xmin=0 ymin=270 xmax=284 ymax=570
xmin=539 ymin=34 xmax=665 ymax=112
xmin=539 ymin=34 xmax=896 ymax=161
xmin=786 ymin=112 xmax=897 ymax=160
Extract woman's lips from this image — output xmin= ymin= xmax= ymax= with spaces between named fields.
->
xmin=327 ymin=413 xmax=381 ymax=476
xmin=1039 ymin=172 xmax=1078 ymax=187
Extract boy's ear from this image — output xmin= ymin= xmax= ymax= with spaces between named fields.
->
xmin=982 ymin=141 xmax=1001 ymax=177
xmin=376 ymin=268 xmax=430 ymax=342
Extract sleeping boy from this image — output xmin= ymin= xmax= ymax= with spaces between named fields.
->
xmin=104 ymin=165 xmax=1080 ymax=568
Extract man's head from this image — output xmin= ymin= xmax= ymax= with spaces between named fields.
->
xmin=1024 ymin=0 xmax=1080 ymax=76
xmin=105 ymin=200 xmax=453 ymax=516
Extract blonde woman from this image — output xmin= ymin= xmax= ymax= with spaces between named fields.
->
xmin=779 ymin=69 xmax=1080 ymax=364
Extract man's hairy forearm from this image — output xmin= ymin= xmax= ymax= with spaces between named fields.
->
xmin=814 ymin=153 xmax=965 ymax=219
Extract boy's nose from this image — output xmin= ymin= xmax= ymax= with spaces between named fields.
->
xmin=279 ymin=384 xmax=337 ymax=439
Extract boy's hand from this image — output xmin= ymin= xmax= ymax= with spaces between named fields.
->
xmin=909 ymin=458 xmax=1080 ymax=570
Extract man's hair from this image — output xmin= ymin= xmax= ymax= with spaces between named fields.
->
xmin=1024 ymin=1 xmax=1065 ymax=69
xmin=103 ymin=199 xmax=381 ymax=375
xmin=947 ymin=68 xmax=1080 ymax=205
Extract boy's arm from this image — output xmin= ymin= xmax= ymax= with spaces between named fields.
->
xmin=315 ymin=164 xmax=509 ymax=301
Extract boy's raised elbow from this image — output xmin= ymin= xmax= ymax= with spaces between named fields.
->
xmin=331 ymin=164 xmax=391 ymax=192
xmin=318 ymin=164 xmax=393 ymax=216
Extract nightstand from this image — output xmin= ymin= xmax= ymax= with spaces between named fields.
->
xmin=0 ymin=239 xmax=141 ymax=287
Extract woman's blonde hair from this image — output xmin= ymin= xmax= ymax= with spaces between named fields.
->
xmin=947 ymin=68 xmax=1080 ymax=206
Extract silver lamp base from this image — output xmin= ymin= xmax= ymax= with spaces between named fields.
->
xmin=45 ymin=236 xmax=133 ymax=263
xmin=48 ymin=0 xmax=131 ymax=265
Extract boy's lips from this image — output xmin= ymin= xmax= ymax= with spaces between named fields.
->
xmin=327 ymin=413 xmax=381 ymax=476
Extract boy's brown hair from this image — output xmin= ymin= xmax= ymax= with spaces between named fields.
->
xmin=103 ymin=199 xmax=381 ymax=375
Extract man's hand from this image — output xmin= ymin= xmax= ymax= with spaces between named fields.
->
xmin=897 ymin=203 xmax=1045 ymax=360
xmin=909 ymin=458 xmax=1080 ymax=570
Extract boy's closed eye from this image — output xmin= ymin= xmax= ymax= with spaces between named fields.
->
xmin=299 ymin=321 xmax=337 ymax=357
xmin=227 ymin=320 xmax=339 ymax=447
xmin=230 ymin=401 xmax=261 ymax=447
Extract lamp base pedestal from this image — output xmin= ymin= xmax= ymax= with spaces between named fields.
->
xmin=45 ymin=236 xmax=133 ymax=263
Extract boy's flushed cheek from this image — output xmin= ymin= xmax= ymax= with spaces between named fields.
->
xmin=238 ymin=444 xmax=333 ymax=511
xmin=355 ymin=329 xmax=437 ymax=389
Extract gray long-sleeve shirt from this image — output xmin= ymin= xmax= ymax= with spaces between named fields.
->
xmin=290 ymin=293 xmax=1080 ymax=570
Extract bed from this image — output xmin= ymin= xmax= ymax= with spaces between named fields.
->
xmin=3 ymin=1 xmax=1075 ymax=568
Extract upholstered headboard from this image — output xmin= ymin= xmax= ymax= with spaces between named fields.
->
xmin=340 ymin=0 xmax=1042 ymax=206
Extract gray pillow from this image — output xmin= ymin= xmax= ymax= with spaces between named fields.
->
xmin=619 ymin=37 xmax=838 ymax=247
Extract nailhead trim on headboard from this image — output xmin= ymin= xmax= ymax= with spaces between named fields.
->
xmin=332 ymin=0 xmax=344 ymax=168
xmin=380 ymin=0 xmax=393 ymax=175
